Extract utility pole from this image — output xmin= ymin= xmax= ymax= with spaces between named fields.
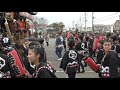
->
xmin=73 ymin=21 xmax=75 ymax=30
xmin=80 ymin=15 xmax=82 ymax=32
xmin=85 ymin=12 xmax=87 ymax=32
xmin=92 ymin=12 xmax=94 ymax=32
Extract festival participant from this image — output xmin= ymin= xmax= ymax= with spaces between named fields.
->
xmin=27 ymin=44 xmax=57 ymax=78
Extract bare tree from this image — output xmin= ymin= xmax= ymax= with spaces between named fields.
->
xmin=33 ymin=16 xmax=48 ymax=32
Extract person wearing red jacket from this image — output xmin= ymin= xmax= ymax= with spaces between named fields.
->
xmin=93 ymin=35 xmax=99 ymax=57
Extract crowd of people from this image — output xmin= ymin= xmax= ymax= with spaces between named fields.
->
xmin=0 ymin=29 xmax=120 ymax=78
xmin=0 ymin=31 xmax=56 ymax=78
xmin=58 ymin=31 xmax=120 ymax=78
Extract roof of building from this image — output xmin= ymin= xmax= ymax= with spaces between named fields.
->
xmin=114 ymin=20 xmax=120 ymax=24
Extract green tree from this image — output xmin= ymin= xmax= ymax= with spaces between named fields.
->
xmin=53 ymin=22 xmax=59 ymax=30
xmin=52 ymin=22 xmax=65 ymax=32
xmin=59 ymin=22 xmax=65 ymax=32
xmin=75 ymin=28 xmax=79 ymax=33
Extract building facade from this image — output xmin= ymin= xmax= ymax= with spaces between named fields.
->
xmin=102 ymin=24 xmax=114 ymax=33
xmin=93 ymin=24 xmax=104 ymax=33
xmin=113 ymin=20 xmax=120 ymax=32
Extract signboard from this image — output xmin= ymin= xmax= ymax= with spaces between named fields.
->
xmin=19 ymin=12 xmax=34 ymax=20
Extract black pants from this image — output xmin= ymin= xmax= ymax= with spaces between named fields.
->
xmin=89 ymin=47 xmax=93 ymax=56
xmin=78 ymin=55 xmax=85 ymax=72
xmin=63 ymin=41 xmax=66 ymax=52
xmin=68 ymin=72 xmax=76 ymax=78
xmin=46 ymin=42 xmax=49 ymax=46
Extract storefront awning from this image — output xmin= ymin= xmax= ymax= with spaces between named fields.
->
xmin=19 ymin=12 xmax=34 ymax=20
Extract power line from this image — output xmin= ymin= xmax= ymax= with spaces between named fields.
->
xmin=94 ymin=12 xmax=119 ymax=21
xmin=85 ymin=14 xmax=119 ymax=26
xmin=82 ymin=12 xmax=119 ymax=24
xmin=80 ymin=12 xmax=92 ymax=23
xmin=94 ymin=14 xmax=119 ymax=23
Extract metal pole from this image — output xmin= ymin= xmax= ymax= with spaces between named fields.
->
xmin=92 ymin=12 xmax=94 ymax=32
xmin=73 ymin=21 xmax=74 ymax=28
xmin=80 ymin=15 xmax=81 ymax=32
xmin=73 ymin=21 xmax=75 ymax=31
xmin=85 ymin=12 xmax=86 ymax=32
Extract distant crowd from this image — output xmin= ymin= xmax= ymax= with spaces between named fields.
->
xmin=0 ymin=30 xmax=120 ymax=78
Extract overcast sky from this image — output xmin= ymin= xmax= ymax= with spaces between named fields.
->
xmin=36 ymin=12 xmax=120 ymax=28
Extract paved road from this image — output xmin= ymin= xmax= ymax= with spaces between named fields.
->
xmin=44 ymin=38 xmax=99 ymax=78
